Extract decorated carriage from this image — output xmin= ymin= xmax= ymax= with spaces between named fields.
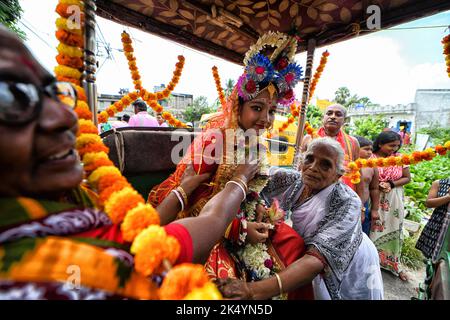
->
xmin=55 ymin=0 xmax=450 ymax=299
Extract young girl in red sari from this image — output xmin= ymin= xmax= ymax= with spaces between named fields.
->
xmin=149 ymin=32 xmax=313 ymax=299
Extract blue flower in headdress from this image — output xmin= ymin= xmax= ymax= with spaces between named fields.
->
xmin=275 ymin=63 xmax=303 ymax=93
xmin=245 ymin=53 xmax=274 ymax=84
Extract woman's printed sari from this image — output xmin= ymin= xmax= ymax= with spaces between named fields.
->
xmin=0 ymin=188 xmax=159 ymax=300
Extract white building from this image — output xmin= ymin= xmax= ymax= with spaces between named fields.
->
xmin=347 ymin=89 xmax=450 ymax=137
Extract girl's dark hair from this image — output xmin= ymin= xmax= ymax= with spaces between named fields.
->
xmin=373 ymin=131 xmax=402 ymax=153
xmin=355 ymin=135 xmax=372 ymax=148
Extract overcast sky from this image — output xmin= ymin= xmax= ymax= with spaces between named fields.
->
xmin=18 ymin=0 xmax=450 ymax=106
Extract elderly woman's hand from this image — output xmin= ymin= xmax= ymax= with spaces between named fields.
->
xmin=215 ymin=278 xmax=254 ymax=300
xmin=179 ymin=164 xmax=211 ymax=196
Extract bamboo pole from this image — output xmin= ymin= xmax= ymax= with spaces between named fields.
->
xmin=83 ymin=0 xmax=98 ymax=126
xmin=292 ymin=38 xmax=316 ymax=170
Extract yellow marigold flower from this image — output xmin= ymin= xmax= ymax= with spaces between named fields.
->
xmin=348 ymin=162 xmax=358 ymax=170
xmin=159 ymin=263 xmax=209 ymax=300
xmin=55 ymin=17 xmax=82 ymax=35
xmin=54 ymin=65 xmax=82 ymax=80
xmin=131 ymin=225 xmax=180 ymax=276
xmin=394 ymin=156 xmax=403 ymax=166
xmin=121 ymin=203 xmax=160 ymax=242
xmin=57 ymin=43 xmax=83 ymax=58
xmin=183 ymin=283 xmax=222 ymax=300
xmin=82 ymin=151 xmax=109 ymax=165
xmin=424 ymin=148 xmax=436 ymax=156
xmin=444 ymin=141 xmax=450 ymax=149
xmin=76 ymin=133 xmax=102 ymax=148
xmin=351 ymin=178 xmax=361 ymax=184
xmin=104 ymin=187 xmax=144 ymax=223
xmin=88 ymin=166 xmax=121 ymax=188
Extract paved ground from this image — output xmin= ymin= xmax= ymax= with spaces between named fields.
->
xmin=382 ymin=267 xmax=425 ymax=300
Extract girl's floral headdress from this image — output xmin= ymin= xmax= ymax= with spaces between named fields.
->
xmin=237 ymin=32 xmax=303 ymax=106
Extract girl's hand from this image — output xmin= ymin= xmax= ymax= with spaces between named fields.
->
xmin=179 ymin=164 xmax=211 ymax=196
xmin=246 ymin=221 xmax=271 ymax=245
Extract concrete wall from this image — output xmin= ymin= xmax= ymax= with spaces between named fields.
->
xmin=414 ymin=89 xmax=450 ymax=130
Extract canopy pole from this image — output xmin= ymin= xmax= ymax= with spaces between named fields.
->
xmin=292 ymin=38 xmax=316 ymax=170
xmin=83 ymin=0 xmax=98 ymax=126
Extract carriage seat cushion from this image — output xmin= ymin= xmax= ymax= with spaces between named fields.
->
xmin=101 ymin=127 xmax=197 ymax=175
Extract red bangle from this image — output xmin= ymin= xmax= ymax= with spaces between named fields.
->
xmin=305 ymin=249 xmax=328 ymax=268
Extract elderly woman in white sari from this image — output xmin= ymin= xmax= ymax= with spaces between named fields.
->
xmin=217 ymin=137 xmax=383 ymax=300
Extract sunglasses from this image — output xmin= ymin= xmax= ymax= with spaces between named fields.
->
xmin=0 ymin=81 xmax=77 ymax=125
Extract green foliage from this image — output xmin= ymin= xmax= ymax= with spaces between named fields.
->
xmin=334 ymin=86 xmax=372 ymax=108
xmin=405 ymin=156 xmax=450 ymax=212
xmin=401 ymin=231 xmax=424 ymax=270
xmin=418 ymin=124 xmax=450 ymax=146
xmin=223 ymin=79 xmax=235 ymax=98
xmin=182 ymin=96 xmax=215 ymax=125
xmin=349 ymin=115 xmax=388 ymax=141
xmin=0 ymin=0 xmax=26 ymax=40
xmin=306 ymin=104 xmax=323 ymax=128
xmin=404 ymin=198 xmax=429 ymax=223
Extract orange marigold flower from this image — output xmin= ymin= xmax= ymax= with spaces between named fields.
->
xmin=183 ymin=282 xmax=222 ymax=300
xmin=97 ymin=172 xmax=127 ymax=191
xmin=401 ymin=154 xmax=412 ymax=165
xmin=77 ymin=144 xmax=109 ymax=157
xmin=121 ymin=203 xmax=160 ymax=242
xmin=104 ymin=187 xmax=145 ymax=223
xmin=55 ymin=29 xmax=84 ymax=48
xmin=435 ymin=145 xmax=447 ymax=156
xmin=88 ymin=166 xmax=122 ymax=189
xmin=84 ymin=158 xmax=114 ymax=173
xmin=73 ymin=85 xmax=87 ymax=102
xmin=131 ymin=225 xmax=180 ymax=276
xmin=386 ymin=157 xmax=398 ymax=167
xmin=159 ymin=264 xmax=210 ymax=300
xmin=412 ymin=151 xmax=422 ymax=161
xmin=366 ymin=159 xmax=376 ymax=168
xmin=56 ymin=53 xmax=83 ymax=69
xmin=56 ymin=75 xmax=80 ymax=86
xmin=99 ymin=180 xmax=131 ymax=205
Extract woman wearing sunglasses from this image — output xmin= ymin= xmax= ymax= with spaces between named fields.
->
xmin=0 ymin=26 xmax=257 ymax=300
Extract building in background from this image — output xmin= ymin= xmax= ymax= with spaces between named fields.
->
xmin=97 ymin=85 xmax=194 ymax=121
xmin=347 ymin=89 xmax=450 ymax=139
xmin=153 ymin=84 xmax=193 ymax=119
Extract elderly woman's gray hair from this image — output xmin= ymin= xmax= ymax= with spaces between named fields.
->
xmin=304 ymin=137 xmax=346 ymax=175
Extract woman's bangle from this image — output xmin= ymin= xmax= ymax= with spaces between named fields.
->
xmin=274 ymin=273 xmax=284 ymax=295
xmin=171 ymin=189 xmax=185 ymax=212
xmin=225 ymin=181 xmax=246 ymax=202
xmin=176 ymin=186 xmax=188 ymax=206
xmin=232 ymin=176 xmax=248 ymax=193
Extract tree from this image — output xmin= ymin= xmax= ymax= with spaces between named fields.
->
xmin=334 ymin=87 xmax=350 ymax=106
xmin=224 ymin=79 xmax=235 ymax=98
xmin=350 ymin=115 xmax=388 ymax=141
xmin=182 ymin=96 xmax=215 ymax=125
xmin=305 ymin=104 xmax=323 ymax=128
xmin=0 ymin=0 xmax=26 ymax=40
xmin=334 ymin=86 xmax=372 ymax=108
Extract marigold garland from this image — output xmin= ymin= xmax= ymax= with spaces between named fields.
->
xmin=442 ymin=34 xmax=450 ymax=77
xmin=54 ymin=1 xmax=220 ymax=299
xmin=346 ymin=142 xmax=450 ymax=184
xmin=96 ymin=32 xmax=187 ymax=127
xmin=308 ymin=50 xmax=329 ymax=104
xmin=131 ymin=225 xmax=181 ymax=277
xmin=183 ymin=282 xmax=223 ymax=300
xmin=159 ymin=264 xmax=211 ymax=300
xmin=212 ymin=66 xmax=226 ymax=107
